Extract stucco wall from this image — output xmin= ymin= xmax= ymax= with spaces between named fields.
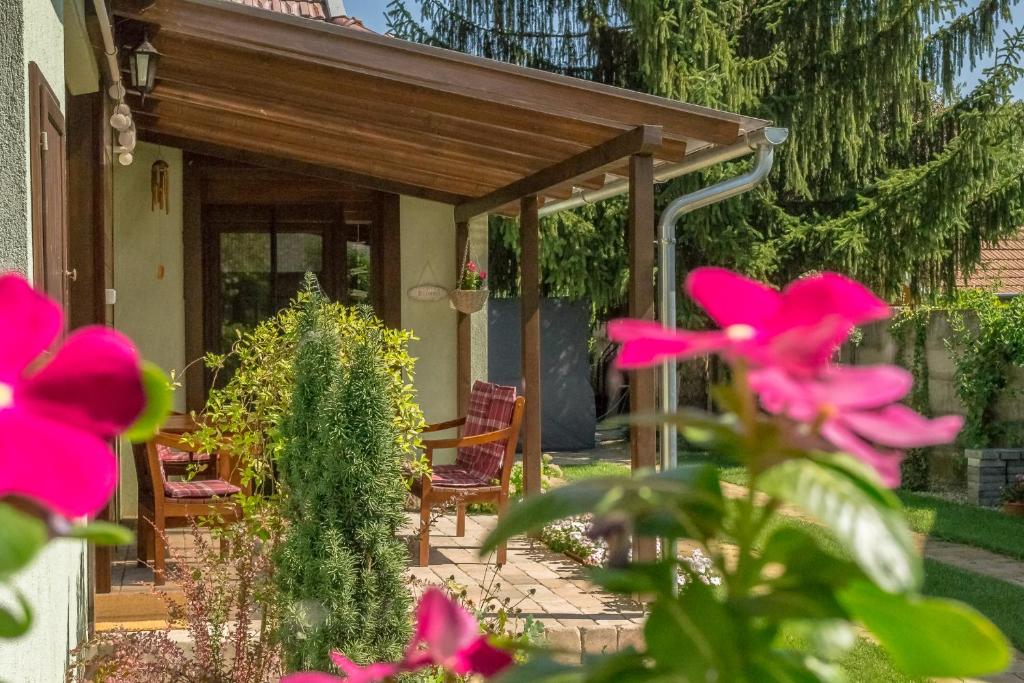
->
xmin=0 ymin=0 xmax=28 ymax=274
xmin=112 ymin=142 xmax=187 ymax=517
xmin=400 ymin=197 xmax=459 ymax=432
xmin=0 ymin=3 xmax=90 ymax=681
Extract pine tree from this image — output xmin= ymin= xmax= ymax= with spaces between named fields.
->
xmin=387 ymin=0 xmax=1024 ymax=308
xmin=274 ymin=280 xmax=411 ymax=672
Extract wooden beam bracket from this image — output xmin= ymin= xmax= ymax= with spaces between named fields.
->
xmin=454 ymin=125 xmax=663 ymax=222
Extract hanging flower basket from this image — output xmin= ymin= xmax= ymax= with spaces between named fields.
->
xmin=451 ymin=242 xmax=488 ymax=314
xmin=449 ymin=288 xmax=489 ymax=314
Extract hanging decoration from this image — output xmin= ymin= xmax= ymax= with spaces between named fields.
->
xmin=407 ymin=261 xmax=448 ymax=302
xmin=449 ymin=236 xmax=488 ymax=314
xmin=151 ymin=159 xmax=170 ymax=214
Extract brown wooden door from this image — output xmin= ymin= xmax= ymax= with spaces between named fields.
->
xmin=28 ymin=63 xmax=69 ymax=313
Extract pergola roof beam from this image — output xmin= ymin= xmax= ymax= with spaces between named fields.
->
xmin=454 ymin=125 xmax=664 ymax=222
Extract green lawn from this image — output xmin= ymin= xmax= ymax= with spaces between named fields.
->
xmin=899 ymin=490 xmax=1024 ymax=560
xmin=559 ymin=461 xmax=630 ymax=482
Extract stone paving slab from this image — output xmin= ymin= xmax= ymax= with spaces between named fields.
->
xmin=405 ymin=510 xmax=644 ymax=661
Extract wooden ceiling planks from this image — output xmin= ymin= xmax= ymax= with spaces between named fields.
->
xmin=147 ymin=34 xmax=690 ymax=164
xmin=114 ymin=0 xmax=770 ymax=212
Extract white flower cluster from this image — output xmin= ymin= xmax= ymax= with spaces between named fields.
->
xmin=540 ymin=515 xmax=721 ymax=587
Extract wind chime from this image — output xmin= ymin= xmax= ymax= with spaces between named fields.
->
xmin=151 ymin=159 xmax=170 ymax=214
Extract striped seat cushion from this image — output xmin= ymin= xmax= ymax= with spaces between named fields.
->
xmin=157 ymin=444 xmax=212 ymax=465
xmin=164 ymin=479 xmax=240 ymax=499
xmin=455 ymin=381 xmax=517 ymax=483
xmin=431 ymin=465 xmax=492 ymax=488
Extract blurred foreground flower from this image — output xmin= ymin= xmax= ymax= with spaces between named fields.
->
xmin=609 ymin=267 xmax=889 ymax=374
xmin=751 ymin=365 xmax=964 ymax=486
xmin=608 ymin=268 xmax=962 ymax=486
xmin=283 ymin=587 xmax=514 ymax=682
xmin=0 ymin=274 xmax=145 ymax=517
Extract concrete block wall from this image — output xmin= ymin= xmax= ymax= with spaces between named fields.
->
xmin=967 ymin=449 xmax=1024 ymax=506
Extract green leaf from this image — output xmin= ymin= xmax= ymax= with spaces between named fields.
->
xmin=124 ymin=362 xmax=174 ymax=442
xmin=0 ymin=504 xmax=47 ymax=581
xmin=65 ymin=521 xmax=134 ymax=546
xmin=760 ymin=526 xmax=863 ymax=589
xmin=481 ymin=465 xmax=712 ymax=553
xmin=0 ymin=591 xmax=32 ymax=639
xmin=589 ymin=561 xmax=677 ymax=596
xmin=645 ymin=579 xmax=741 ymax=681
xmin=756 ymin=458 xmax=920 ymax=593
xmin=839 ymin=580 xmax=1011 ymax=678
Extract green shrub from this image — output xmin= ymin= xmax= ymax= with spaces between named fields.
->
xmin=185 ymin=284 xmax=426 ymax=521
xmin=274 ymin=284 xmax=412 ymax=671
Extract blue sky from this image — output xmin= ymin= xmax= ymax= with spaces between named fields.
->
xmin=346 ymin=0 xmax=1023 ymax=100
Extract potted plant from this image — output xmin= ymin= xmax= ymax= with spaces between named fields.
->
xmin=1001 ymin=474 xmax=1024 ymax=516
xmin=449 ymin=258 xmax=489 ymax=314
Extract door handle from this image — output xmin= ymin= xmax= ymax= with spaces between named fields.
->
xmin=64 ymin=268 xmax=77 ymax=282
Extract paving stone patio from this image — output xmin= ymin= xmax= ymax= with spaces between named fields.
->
xmin=407 ymin=510 xmax=644 ymax=660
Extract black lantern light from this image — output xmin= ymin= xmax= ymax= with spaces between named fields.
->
xmin=128 ymin=35 xmax=160 ymax=100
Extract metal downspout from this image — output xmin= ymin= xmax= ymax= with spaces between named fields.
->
xmin=658 ymin=127 xmax=789 ymax=474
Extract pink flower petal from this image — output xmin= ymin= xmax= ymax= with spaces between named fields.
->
xmin=0 ymin=274 xmax=61 ymax=382
xmin=412 ymin=588 xmax=479 ymax=663
xmin=816 ymin=366 xmax=913 ymax=409
xmin=18 ymin=326 xmax=145 ymax=439
xmin=686 ymin=267 xmax=781 ymax=328
xmin=773 ymin=272 xmax=890 ymax=333
xmin=761 ymin=316 xmax=851 ymax=374
xmin=608 ymin=319 xmax=728 ymax=368
xmin=325 ymin=652 xmax=401 ymax=683
xmin=0 ymin=408 xmax=117 ymax=517
xmin=749 ymin=367 xmax=817 ymax=420
xmin=842 ymin=405 xmax=963 ymax=449
xmin=821 ymin=421 xmax=903 ymax=487
xmin=449 ymin=636 xmax=516 ymax=677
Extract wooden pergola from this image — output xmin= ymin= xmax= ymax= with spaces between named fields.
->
xmin=112 ymin=0 xmax=771 ymax=554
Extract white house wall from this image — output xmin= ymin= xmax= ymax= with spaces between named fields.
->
xmin=112 ymin=142 xmax=187 ymax=518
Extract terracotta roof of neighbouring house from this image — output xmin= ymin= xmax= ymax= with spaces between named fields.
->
xmin=964 ymin=234 xmax=1024 ymax=294
xmin=222 ymin=0 xmax=374 ymax=30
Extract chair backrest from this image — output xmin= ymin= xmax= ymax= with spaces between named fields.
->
xmin=456 ymin=380 xmax=519 ymax=482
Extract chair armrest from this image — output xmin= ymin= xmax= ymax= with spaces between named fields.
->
xmin=422 ymin=417 xmax=467 ymax=434
xmin=421 ymin=426 xmax=513 ymax=451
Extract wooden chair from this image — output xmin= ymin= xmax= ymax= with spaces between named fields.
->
xmin=135 ymin=432 xmax=243 ymax=585
xmin=411 ymin=380 xmax=526 ymax=567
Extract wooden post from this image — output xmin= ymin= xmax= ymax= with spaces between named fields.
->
xmin=456 ymin=220 xmax=472 ymax=416
xmin=628 ymin=153 xmax=658 ymax=562
xmin=520 ymin=196 xmax=542 ymax=496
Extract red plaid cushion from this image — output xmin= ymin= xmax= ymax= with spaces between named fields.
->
xmin=164 ymin=479 xmax=240 ymax=499
xmin=157 ymin=444 xmax=211 ymax=465
xmin=431 ymin=465 xmax=491 ymax=488
xmin=456 ymin=381 xmax=517 ymax=482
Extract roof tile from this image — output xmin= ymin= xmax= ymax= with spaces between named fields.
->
xmin=222 ymin=0 xmax=375 ymax=30
xmin=964 ymin=234 xmax=1024 ymax=294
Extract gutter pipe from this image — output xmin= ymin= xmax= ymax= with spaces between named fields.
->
xmin=538 ymin=126 xmax=787 ymax=218
xmin=658 ymin=126 xmax=789 ymax=473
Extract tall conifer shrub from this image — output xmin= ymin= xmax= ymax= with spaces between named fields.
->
xmin=274 ymin=281 xmax=411 ymax=672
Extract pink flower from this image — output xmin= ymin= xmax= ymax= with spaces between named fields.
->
xmin=480 ymin=271 xmax=488 ymax=280
xmin=750 ymin=365 xmax=963 ymax=486
xmin=0 ymin=274 xmax=145 ymax=517
xmin=281 ymin=588 xmax=514 ymax=683
xmin=609 ymin=267 xmax=889 ymax=374
xmin=467 ymin=261 xmax=478 ymax=273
